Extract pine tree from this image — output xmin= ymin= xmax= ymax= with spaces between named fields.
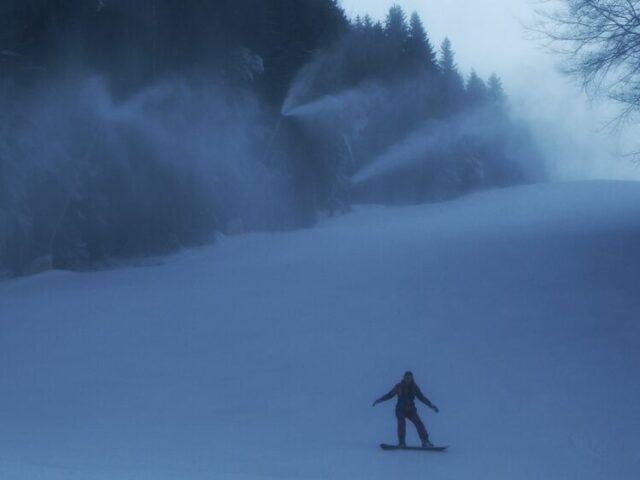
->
xmin=353 ymin=15 xmax=363 ymax=30
xmin=384 ymin=5 xmax=409 ymax=54
xmin=466 ymin=69 xmax=489 ymax=105
xmin=362 ymin=14 xmax=374 ymax=31
xmin=487 ymin=73 xmax=507 ymax=107
xmin=438 ymin=38 xmax=465 ymax=110
xmin=438 ymin=38 xmax=456 ymax=74
xmin=406 ymin=12 xmax=437 ymax=71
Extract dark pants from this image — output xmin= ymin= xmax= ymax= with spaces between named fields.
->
xmin=396 ymin=409 xmax=429 ymax=443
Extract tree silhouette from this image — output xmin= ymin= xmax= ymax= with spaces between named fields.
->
xmin=487 ymin=73 xmax=507 ymax=108
xmin=407 ymin=12 xmax=437 ymax=71
xmin=438 ymin=38 xmax=465 ymax=110
xmin=384 ymin=4 xmax=409 ymax=63
xmin=466 ymin=69 xmax=489 ymax=105
xmin=535 ymin=0 xmax=640 ymax=120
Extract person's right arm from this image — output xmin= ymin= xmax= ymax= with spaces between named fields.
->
xmin=372 ymin=385 xmax=398 ymax=406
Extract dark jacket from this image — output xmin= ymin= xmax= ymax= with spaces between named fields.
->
xmin=376 ymin=382 xmax=434 ymax=413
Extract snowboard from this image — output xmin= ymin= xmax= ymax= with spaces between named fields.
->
xmin=380 ymin=443 xmax=448 ymax=452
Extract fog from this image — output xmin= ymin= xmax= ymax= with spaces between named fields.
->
xmin=0 ymin=75 xmax=294 ymax=274
xmin=342 ymin=0 xmax=640 ymax=181
xmin=2 ymin=4 xmax=640 ymax=479
xmin=351 ymin=109 xmax=540 ymax=187
xmin=0 ymin=0 xmax=631 ymax=275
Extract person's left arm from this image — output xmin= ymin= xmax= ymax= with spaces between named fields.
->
xmin=415 ymin=385 xmax=439 ymax=413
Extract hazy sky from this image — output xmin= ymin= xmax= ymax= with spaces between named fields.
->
xmin=340 ymin=0 xmax=640 ymax=181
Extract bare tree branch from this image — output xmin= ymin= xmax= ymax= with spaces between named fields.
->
xmin=531 ymin=0 xmax=640 ymax=125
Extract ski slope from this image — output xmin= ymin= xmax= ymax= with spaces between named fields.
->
xmin=1 ymin=181 xmax=640 ymax=480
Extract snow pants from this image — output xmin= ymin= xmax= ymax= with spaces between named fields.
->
xmin=396 ymin=409 xmax=429 ymax=443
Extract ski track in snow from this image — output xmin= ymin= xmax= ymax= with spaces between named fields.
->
xmin=1 ymin=181 xmax=640 ymax=479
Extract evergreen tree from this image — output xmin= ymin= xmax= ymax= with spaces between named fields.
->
xmin=361 ymin=14 xmax=383 ymax=41
xmin=466 ymin=69 xmax=489 ymax=105
xmin=438 ymin=38 xmax=457 ymax=74
xmin=406 ymin=12 xmax=437 ymax=71
xmin=384 ymin=5 xmax=409 ymax=55
xmin=438 ymin=38 xmax=465 ymax=110
xmin=0 ymin=0 xmax=543 ymax=275
xmin=487 ymin=73 xmax=507 ymax=108
xmin=362 ymin=14 xmax=374 ymax=30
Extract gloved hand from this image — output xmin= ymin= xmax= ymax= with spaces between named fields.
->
xmin=372 ymin=400 xmax=379 ymax=407
xmin=432 ymin=405 xmax=439 ymax=413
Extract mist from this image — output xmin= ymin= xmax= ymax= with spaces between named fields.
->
xmin=352 ymin=109 xmax=540 ymax=186
xmin=0 ymin=74 xmax=295 ymax=274
xmin=0 ymin=0 xmax=547 ymax=274
xmin=342 ymin=0 xmax=640 ymax=182
xmin=2 ymin=3 xmax=640 ymax=480
xmin=278 ymin=27 xmax=544 ymax=205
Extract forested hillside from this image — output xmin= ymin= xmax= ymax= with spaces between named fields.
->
xmin=0 ymin=1 xmax=544 ymax=275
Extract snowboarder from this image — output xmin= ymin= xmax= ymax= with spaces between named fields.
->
xmin=373 ymin=371 xmax=439 ymax=448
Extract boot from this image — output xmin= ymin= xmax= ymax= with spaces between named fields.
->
xmin=398 ymin=440 xmax=406 ymax=448
xmin=422 ymin=439 xmax=434 ymax=448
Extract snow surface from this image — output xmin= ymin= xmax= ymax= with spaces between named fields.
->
xmin=1 ymin=180 xmax=640 ymax=479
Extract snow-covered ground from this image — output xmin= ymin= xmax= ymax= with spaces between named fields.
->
xmin=1 ymin=181 xmax=640 ymax=479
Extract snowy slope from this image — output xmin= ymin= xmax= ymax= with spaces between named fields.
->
xmin=1 ymin=181 xmax=640 ymax=480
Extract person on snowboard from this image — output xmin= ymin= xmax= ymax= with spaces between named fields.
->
xmin=373 ymin=371 xmax=439 ymax=448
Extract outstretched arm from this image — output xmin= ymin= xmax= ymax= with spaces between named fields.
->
xmin=372 ymin=385 xmax=398 ymax=406
xmin=415 ymin=385 xmax=439 ymax=412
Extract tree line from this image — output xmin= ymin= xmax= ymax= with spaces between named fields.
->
xmin=0 ymin=1 xmax=545 ymax=276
